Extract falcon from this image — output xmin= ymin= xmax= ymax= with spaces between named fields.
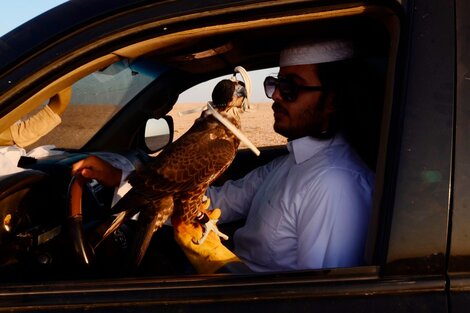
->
xmin=101 ymin=72 xmax=250 ymax=268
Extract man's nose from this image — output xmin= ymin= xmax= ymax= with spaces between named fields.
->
xmin=271 ymin=85 xmax=283 ymax=102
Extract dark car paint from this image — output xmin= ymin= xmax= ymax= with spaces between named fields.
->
xmin=378 ymin=0 xmax=454 ymax=275
xmin=0 ymin=0 xmax=467 ymax=311
xmin=449 ymin=0 xmax=470 ymax=311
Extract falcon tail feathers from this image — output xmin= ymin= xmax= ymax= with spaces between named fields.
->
xmin=93 ymin=189 xmax=158 ymax=249
xmin=93 ymin=208 xmax=139 ymax=249
xmin=128 ymin=196 xmax=175 ymax=268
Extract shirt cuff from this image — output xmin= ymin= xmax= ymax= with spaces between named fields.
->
xmin=111 ymin=169 xmax=132 ymax=207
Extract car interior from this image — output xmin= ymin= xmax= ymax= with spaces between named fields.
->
xmin=0 ymin=4 xmax=399 ymax=282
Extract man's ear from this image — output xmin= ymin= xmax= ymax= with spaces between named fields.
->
xmin=321 ymin=91 xmax=337 ymax=124
xmin=317 ymin=91 xmax=339 ymax=138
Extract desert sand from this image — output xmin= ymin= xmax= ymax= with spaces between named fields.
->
xmin=32 ymin=102 xmax=286 ymax=150
xmin=169 ymin=102 xmax=286 ymax=149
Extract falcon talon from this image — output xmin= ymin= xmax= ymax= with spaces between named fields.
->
xmin=193 ymin=212 xmax=229 ymax=244
xmin=207 ymin=218 xmax=229 ymax=241
xmin=195 ymin=220 xmax=229 ymax=245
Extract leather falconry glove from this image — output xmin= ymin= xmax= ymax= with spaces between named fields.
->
xmin=172 ymin=201 xmax=247 ymax=274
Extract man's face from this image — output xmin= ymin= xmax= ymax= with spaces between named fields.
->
xmin=271 ymin=64 xmax=333 ymax=140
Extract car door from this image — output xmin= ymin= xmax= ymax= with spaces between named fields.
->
xmin=448 ymin=0 xmax=470 ymax=311
xmin=0 ymin=1 xmax=454 ymax=312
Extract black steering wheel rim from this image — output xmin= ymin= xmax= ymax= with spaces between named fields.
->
xmin=66 ymin=174 xmax=95 ymax=267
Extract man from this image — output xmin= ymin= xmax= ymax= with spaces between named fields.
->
xmin=171 ymin=38 xmax=375 ymax=273
xmin=73 ymin=38 xmax=375 ymax=274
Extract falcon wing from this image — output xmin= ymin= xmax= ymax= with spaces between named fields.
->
xmin=129 ymin=122 xmax=237 ymax=196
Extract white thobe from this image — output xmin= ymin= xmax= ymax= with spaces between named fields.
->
xmin=207 ymin=134 xmax=375 ymax=272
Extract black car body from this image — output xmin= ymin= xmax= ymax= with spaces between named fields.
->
xmin=0 ymin=0 xmax=468 ymax=311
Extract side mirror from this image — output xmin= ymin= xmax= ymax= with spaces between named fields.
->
xmin=144 ymin=116 xmax=173 ymax=153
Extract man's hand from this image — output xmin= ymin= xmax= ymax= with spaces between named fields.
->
xmin=72 ymin=155 xmax=122 ymax=187
xmin=172 ymin=208 xmax=242 ymax=274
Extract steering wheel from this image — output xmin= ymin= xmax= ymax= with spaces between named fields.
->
xmin=66 ymin=174 xmax=95 ymax=267
xmin=0 ymin=168 xmax=105 ymax=279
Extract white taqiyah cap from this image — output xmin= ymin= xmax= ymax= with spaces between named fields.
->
xmin=279 ymin=39 xmax=355 ymax=67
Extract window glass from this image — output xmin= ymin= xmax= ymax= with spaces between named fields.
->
xmin=29 ymin=60 xmax=159 ymax=150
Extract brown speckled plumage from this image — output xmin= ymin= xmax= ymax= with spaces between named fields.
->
xmin=107 ymin=79 xmax=245 ymax=267
xmin=129 ymin=110 xmax=241 ymax=225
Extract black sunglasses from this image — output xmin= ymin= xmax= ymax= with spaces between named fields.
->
xmin=263 ymin=76 xmax=324 ymax=102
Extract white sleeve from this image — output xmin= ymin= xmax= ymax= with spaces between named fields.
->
xmin=91 ymin=152 xmax=136 ymax=207
xmin=111 ymin=169 xmax=133 ymax=207
xmin=207 ymin=160 xmax=278 ymax=223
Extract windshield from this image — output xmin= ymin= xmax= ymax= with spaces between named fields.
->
xmin=28 ymin=60 xmax=159 ymax=150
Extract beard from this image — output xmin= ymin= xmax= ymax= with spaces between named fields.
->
xmin=272 ymin=92 xmax=337 ymax=140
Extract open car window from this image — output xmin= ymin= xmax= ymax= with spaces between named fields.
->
xmin=169 ymin=68 xmax=287 ymax=149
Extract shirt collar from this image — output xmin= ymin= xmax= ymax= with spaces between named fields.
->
xmin=287 ymin=134 xmax=346 ymax=164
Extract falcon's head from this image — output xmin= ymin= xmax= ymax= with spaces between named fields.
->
xmin=211 ymin=79 xmax=247 ymax=112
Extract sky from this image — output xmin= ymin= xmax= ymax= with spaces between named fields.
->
xmin=0 ymin=0 xmax=276 ymax=103
xmin=0 ymin=1 xmax=68 ymax=37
